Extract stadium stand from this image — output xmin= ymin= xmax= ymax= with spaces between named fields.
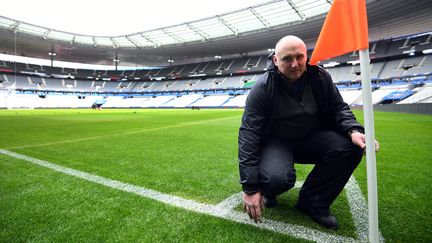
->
xmin=0 ymin=32 xmax=431 ymax=109
xmin=160 ymin=94 xmax=203 ymax=107
xmin=190 ymin=94 xmax=231 ymax=107
xmin=398 ymin=83 xmax=432 ymax=104
xmin=222 ymin=93 xmax=248 ymax=107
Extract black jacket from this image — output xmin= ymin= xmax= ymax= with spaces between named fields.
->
xmin=238 ymin=61 xmax=364 ymax=194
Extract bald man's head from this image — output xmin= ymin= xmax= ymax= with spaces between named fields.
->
xmin=272 ymin=35 xmax=307 ymax=83
xmin=274 ymin=35 xmax=307 ymax=55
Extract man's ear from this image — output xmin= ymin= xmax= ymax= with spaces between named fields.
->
xmin=272 ymin=55 xmax=278 ymax=66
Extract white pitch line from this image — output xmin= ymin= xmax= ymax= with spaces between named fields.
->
xmin=1 ymin=149 xmax=355 ymax=242
xmin=346 ymin=176 xmax=385 ymax=243
xmin=215 ymin=192 xmax=242 ymax=211
xmin=4 ymin=115 xmax=239 ymax=150
xmin=216 ymin=181 xmax=305 ymax=212
xmin=294 ymin=181 xmax=304 ymax=188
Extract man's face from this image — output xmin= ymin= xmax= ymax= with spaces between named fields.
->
xmin=272 ymin=43 xmax=307 ymax=83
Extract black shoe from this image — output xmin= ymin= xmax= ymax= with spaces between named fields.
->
xmin=295 ymin=202 xmax=339 ymax=229
xmin=263 ymin=195 xmax=278 ymax=208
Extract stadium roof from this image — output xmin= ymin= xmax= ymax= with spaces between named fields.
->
xmin=0 ymin=0 xmax=332 ymax=48
xmin=0 ymin=0 xmax=271 ymax=36
xmin=0 ymin=0 xmax=431 ymax=67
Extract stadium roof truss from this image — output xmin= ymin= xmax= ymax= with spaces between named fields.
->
xmin=0 ymin=0 xmax=331 ymax=49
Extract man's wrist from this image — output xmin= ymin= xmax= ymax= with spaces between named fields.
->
xmin=242 ymin=186 xmax=258 ymax=195
xmin=348 ymin=129 xmax=362 ymax=136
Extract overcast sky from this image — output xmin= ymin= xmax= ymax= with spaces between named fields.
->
xmin=1 ymin=0 xmax=269 ymax=36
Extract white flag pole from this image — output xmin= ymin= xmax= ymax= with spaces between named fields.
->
xmin=359 ymin=48 xmax=379 ymax=243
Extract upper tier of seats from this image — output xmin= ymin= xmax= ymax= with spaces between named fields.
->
xmin=0 ymin=32 xmax=431 ymax=82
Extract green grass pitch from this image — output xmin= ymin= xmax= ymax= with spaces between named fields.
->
xmin=0 ymin=108 xmax=431 ymax=242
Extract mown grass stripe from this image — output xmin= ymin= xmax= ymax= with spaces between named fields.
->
xmin=3 ymin=115 xmax=239 ymax=150
xmin=1 ymin=149 xmax=355 ymax=243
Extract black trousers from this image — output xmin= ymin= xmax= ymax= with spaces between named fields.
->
xmin=259 ymin=130 xmax=363 ymax=209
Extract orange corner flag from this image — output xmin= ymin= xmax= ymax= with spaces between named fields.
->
xmin=310 ymin=0 xmax=369 ymax=65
